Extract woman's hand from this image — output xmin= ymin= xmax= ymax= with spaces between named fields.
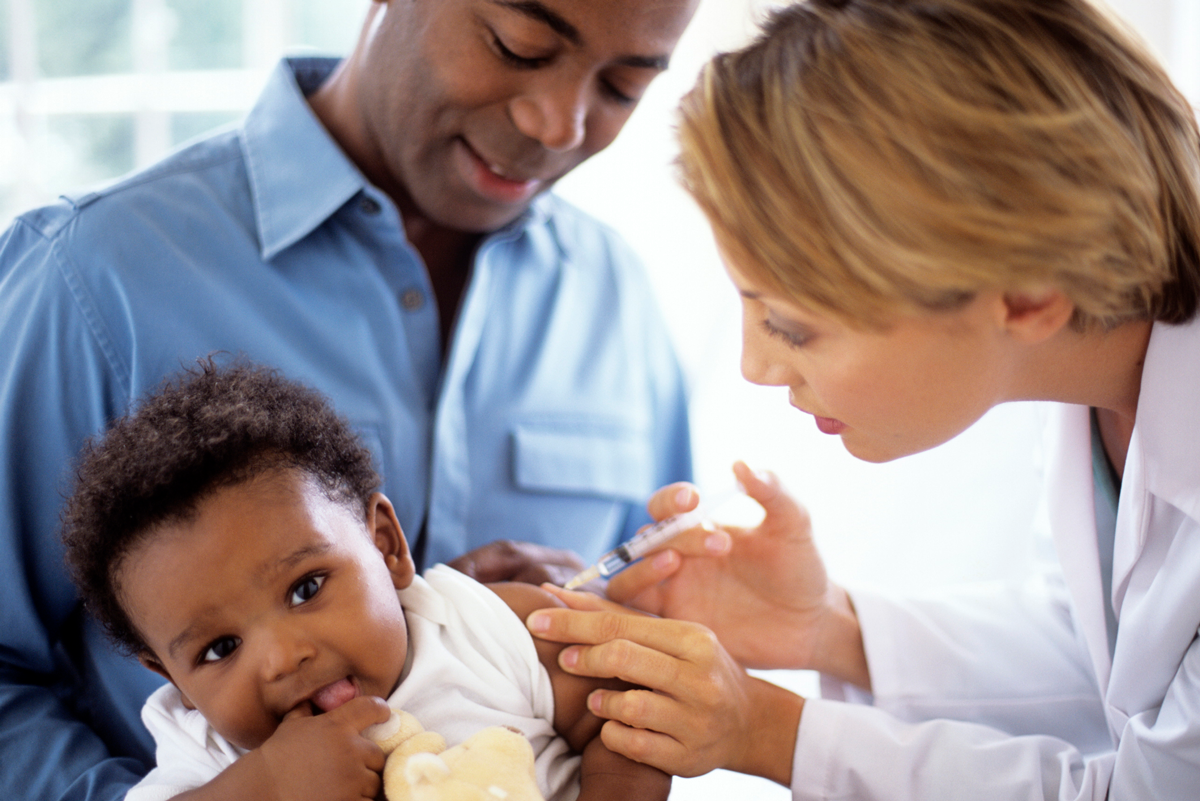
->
xmin=607 ymin=462 xmax=868 ymax=685
xmin=527 ymin=594 xmax=802 ymax=785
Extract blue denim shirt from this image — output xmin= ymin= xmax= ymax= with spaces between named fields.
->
xmin=0 ymin=58 xmax=691 ymax=801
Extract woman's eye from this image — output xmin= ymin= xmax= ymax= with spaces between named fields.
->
xmin=762 ymin=318 xmax=811 ymax=349
xmin=201 ymin=637 xmax=240 ymax=664
xmin=289 ymin=574 xmax=325 ymax=606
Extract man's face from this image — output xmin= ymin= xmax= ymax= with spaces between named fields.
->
xmin=119 ymin=469 xmax=413 ymax=751
xmin=351 ymin=0 xmax=698 ymax=233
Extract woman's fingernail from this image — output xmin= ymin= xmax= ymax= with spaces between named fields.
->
xmin=652 ymin=550 xmax=677 ymax=571
xmin=675 ymin=487 xmax=696 ymax=508
xmin=527 ymin=612 xmax=549 ymax=633
xmin=705 ymin=531 xmax=731 ymax=554
xmin=588 ymin=690 xmax=603 ymax=713
xmin=561 ymin=647 xmax=580 ymax=669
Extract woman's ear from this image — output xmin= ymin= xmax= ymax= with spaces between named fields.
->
xmin=1001 ymin=287 xmax=1075 ymax=343
xmin=368 ymin=493 xmax=416 ymax=589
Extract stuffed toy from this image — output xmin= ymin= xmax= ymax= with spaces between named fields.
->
xmin=365 ymin=709 xmax=546 ymax=801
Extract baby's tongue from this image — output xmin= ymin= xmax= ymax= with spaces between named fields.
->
xmin=312 ymin=678 xmax=358 ymax=713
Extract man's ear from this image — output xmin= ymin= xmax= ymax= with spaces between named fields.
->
xmin=368 ymin=492 xmax=416 ymax=590
xmin=1000 ymin=287 xmax=1075 ymax=343
xmin=138 ymin=652 xmax=197 ymax=710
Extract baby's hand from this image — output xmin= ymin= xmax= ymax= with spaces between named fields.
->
xmin=251 ymin=695 xmax=391 ymax=801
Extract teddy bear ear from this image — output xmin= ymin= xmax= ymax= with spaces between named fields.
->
xmin=366 ymin=708 xmax=428 ymax=754
xmin=405 ymin=752 xmax=451 ymax=786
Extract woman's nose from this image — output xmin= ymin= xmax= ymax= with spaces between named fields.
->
xmin=741 ymin=328 xmax=797 ymax=388
xmin=510 ymin=78 xmax=588 ymax=152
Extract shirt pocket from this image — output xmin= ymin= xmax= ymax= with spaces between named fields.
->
xmin=511 ymin=419 xmax=654 ymax=502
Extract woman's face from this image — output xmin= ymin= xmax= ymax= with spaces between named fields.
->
xmin=725 ymin=257 xmax=1014 ymax=463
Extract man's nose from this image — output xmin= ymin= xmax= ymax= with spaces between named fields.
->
xmin=510 ymin=76 xmax=588 ymax=152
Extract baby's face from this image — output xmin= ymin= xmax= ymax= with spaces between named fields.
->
xmin=118 ymin=468 xmax=412 ymax=750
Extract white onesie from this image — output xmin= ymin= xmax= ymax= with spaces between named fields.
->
xmin=126 ymin=565 xmax=580 ymax=801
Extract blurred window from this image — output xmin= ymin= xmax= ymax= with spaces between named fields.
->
xmin=0 ymin=0 xmax=363 ymax=224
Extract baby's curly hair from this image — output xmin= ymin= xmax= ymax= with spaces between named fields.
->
xmin=61 ymin=357 xmax=380 ymax=655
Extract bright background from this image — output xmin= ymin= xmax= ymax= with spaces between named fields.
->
xmin=3 ymin=1 xmax=1197 ymax=797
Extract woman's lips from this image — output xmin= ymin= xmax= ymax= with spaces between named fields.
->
xmin=311 ymin=678 xmax=359 ymax=713
xmin=814 ymin=415 xmax=847 ymax=435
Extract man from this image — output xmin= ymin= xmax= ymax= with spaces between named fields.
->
xmin=0 ymin=0 xmax=698 ymax=798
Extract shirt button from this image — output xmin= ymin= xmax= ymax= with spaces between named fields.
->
xmin=359 ymin=196 xmax=381 ymax=215
xmin=400 ymin=288 xmax=425 ymax=311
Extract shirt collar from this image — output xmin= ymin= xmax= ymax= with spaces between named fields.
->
xmin=240 ymin=57 xmax=366 ymax=261
xmin=241 ymin=57 xmax=556 ymax=261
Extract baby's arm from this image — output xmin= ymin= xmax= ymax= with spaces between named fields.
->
xmin=490 ymin=582 xmax=671 ymax=801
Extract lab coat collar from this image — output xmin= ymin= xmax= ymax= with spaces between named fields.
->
xmin=1111 ymin=318 xmax=1200 ymax=608
xmin=1129 ymin=318 xmax=1200 ymax=523
xmin=1045 ymin=316 xmax=1200 ymax=697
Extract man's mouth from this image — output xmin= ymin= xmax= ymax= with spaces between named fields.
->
xmin=458 ymin=139 xmax=543 ymax=204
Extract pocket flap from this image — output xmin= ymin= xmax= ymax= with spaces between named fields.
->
xmin=512 ymin=421 xmax=653 ymax=501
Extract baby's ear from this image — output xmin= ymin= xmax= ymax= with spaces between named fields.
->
xmin=138 ymin=651 xmax=170 ymax=681
xmin=137 ymin=652 xmax=196 ymax=709
xmin=368 ymin=492 xmax=416 ymax=589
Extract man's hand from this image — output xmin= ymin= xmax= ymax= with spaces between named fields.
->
xmin=449 ymin=540 xmax=586 ymax=585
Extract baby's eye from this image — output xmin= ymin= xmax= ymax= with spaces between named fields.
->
xmin=289 ymin=574 xmax=326 ymax=606
xmin=201 ymin=637 xmax=240 ymax=664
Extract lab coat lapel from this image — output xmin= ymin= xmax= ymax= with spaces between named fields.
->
xmin=1044 ymin=403 xmax=1112 ymax=692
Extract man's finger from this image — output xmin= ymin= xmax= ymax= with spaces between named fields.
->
xmin=449 ymin=540 xmax=584 ymax=583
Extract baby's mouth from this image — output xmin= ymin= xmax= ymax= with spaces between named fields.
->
xmin=310 ymin=677 xmax=359 ymax=714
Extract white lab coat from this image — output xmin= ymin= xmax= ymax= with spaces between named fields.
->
xmin=790 ymin=316 xmax=1200 ymax=800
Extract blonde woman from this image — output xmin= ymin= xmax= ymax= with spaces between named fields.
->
xmin=526 ymin=1 xmax=1200 ymax=798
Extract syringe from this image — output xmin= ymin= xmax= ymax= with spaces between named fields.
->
xmin=562 ymin=506 xmax=713 ymax=590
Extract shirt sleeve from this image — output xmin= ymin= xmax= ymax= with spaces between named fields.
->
xmin=793 ymin=581 xmax=1200 ymax=799
xmin=0 ymin=216 xmax=153 ymax=801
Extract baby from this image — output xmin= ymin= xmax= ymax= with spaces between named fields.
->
xmin=60 ymin=358 xmax=668 ymax=801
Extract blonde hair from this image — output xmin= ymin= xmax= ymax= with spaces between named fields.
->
xmin=678 ymin=0 xmax=1200 ymax=329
